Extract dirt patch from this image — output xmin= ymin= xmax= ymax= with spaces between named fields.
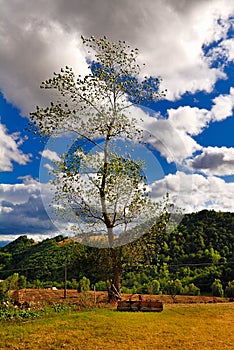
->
xmin=10 ymin=289 xmax=229 ymax=307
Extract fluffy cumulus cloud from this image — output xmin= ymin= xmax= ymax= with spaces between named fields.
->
xmin=167 ymin=107 xmax=211 ymax=136
xmin=137 ymin=106 xmax=205 ymax=165
xmin=0 ymin=176 xmax=40 ymax=204
xmin=136 ymin=86 xmax=234 ymax=166
xmin=150 ymin=171 xmax=234 ymax=212
xmin=211 ymin=87 xmax=234 ymax=121
xmin=40 ymin=149 xmax=60 ymax=162
xmin=144 ymin=117 xmax=202 ymax=164
xmin=204 ymin=15 xmax=234 ymax=65
xmin=0 ymin=123 xmax=31 ymax=171
xmin=0 ymin=0 xmax=233 ymax=115
xmin=185 ymin=147 xmax=234 ymax=176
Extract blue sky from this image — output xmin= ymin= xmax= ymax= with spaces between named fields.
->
xmin=0 ymin=0 xmax=234 ymax=244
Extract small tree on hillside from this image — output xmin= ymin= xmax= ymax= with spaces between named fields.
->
xmin=30 ymin=36 xmax=167 ymax=295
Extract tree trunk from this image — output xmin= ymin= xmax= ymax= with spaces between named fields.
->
xmin=107 ymin=226 xmax=114 ymax=248
xmin=108 ymin=248 xmax=122 ymax=303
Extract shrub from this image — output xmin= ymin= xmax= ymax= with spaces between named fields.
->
xmin=52 ymin=281 xmax=64 ymax=289
xmin=152 ymin=280 xmax=161 ymax=294
xmin=165 ymin=279 xmax=183 ymax=297
xmin=211 ymin=279 xmax=224 ymax=297
xmin=95 ymin=281 xmax=107 ymax=291
xmin=121 ymin=286 xmax=133 ymax=294
xmin=67 ymin=279 xmax=79 ymax=290
xmin=51 ymin=304 xmax=70 ymax=313
xmin=225 ymin=280 xmax=234 ymax=298
xmin=30 ymin=279 xmax=43 ymax=288
xmin=18 ymin=275 xmax=27 ymax=289
xmin=147 ymin=280 xmax=161 ymax=295
xmin=78 ymin=276 xmax=90 ymax=293
xmin=0 ymin=283 xmax=9 ymax=303
xmin=182 ymin=283 xmax=200 ymax=296
xmin=42 ymin=281 xmax=54 ymax=289
xmin=0 ymin=307 xmax=40 ymax=321
xmin=147 ymin=284 xmax=153 ymax=295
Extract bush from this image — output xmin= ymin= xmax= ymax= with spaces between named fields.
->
xmin=52 ymin=281 xmax=64 ymax=289
xmin=51 ymin=304 xmax=71 ymax=313
xmin=0 ymin=307 xmax=40 ymax=321
xmin=30 ymin=279 xmax=43 ymax=288
xmin=2 ymin=273 xmax=19 ymax=291
xmin=225 ymin=280 xmax=234 ymax=297
xmin=67 ymin=279 xmax=79 ymax=290
xmin=211 ymin=279 xmax=224 ymax=297
xmin=78 ymin=276 xmax=90 ymax=293
xmin=0 ymin=283 xmax=9 ymax=303
xmin=152 ymin=280 xmax=161 ymax=294
xmin=42 ymin=281 xmax=54 ymax=289
xmin=18 ymin=275 xmax=27 ymax=289
xmin=95 ymin=281 xmax=107 ymax=291
xmin=147 ymin=280 xmax=161 ymax=295
xmin=121 ymin=286 xmax=133 ymax=294
xmin=165 ymin=279 xmax=183 ymax=297
xmin=182 ymin=283 xmax=200 ymax=296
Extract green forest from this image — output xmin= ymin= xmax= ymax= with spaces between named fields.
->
xmin=0 ymin=210 xmax=233 ymax=297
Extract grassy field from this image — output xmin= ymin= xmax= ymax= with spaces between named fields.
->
xmin=0 ymin=303 xmax=234 ymax=350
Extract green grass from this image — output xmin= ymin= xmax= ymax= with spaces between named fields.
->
xmin=0 ymin=304 xmax=234 ymax=349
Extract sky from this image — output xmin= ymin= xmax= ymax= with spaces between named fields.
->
xmin=0 ymin=0 xmax=234 ymax=245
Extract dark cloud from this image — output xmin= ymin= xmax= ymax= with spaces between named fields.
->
xmin=164 ymin=0 xmax=209 ymax=13
xmin=53 ymin=0 xmax=210 ymax=38
xmin=187 ymin=148 xmax=234 ymax=175
xmin=191 ymin=152 xmax=225 ymax=170
xmin=0 ymin=195 xmax=56 ymax=234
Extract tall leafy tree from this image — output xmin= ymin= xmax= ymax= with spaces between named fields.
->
xmin=30 ymin=36 xmax=166 ymax=293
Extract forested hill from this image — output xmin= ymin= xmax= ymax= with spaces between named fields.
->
xmin=165 ymin=209 xmax=234 ymax=264
xmin=0 ymin=210 xmax=233 ymax=293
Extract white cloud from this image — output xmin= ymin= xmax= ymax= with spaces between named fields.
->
xmin=0 ymin=206 xmax=13 ymax=214
xmin=0 ymin=176 xmax=40 ymax=204
xmin=204 ymin=14 xmax=234 ymax=66
xmin=134 ymin=105 xmax=204 ymax=164
xmin=211 ymin=87 xmax=234 ymax=121
xmin=150 ymin=171 xmax=234 ymax=212
xmin=43 ymin=163 xmax=54 ymax=171
xmin=222 ymin=38 xmax=234 ymax=61
xmin=185 ymin=146 xmax=234 ymax=176
xmin=134 ymin=0 xmax=232 ymax=99
xmin=0 ymin=0 xmax=233 ymax=115
xmin=40 ymin=149 xmax=60 ymax=162
xmin=135 ymin=87 xmax=234 ymax=165
xmin=0 ymin=123 xmax=31 ymax=171
xmin=167 ymin=106 xmax=211 ymax=136
xmin=145 ymin=118 xmax=202 ymax=164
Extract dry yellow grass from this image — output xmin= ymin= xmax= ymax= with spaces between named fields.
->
xmin=1 ymin=303 xmax=234 ymax=350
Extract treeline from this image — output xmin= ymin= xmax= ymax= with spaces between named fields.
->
xmin=0 ymin=210 xmax=233 ymax=296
